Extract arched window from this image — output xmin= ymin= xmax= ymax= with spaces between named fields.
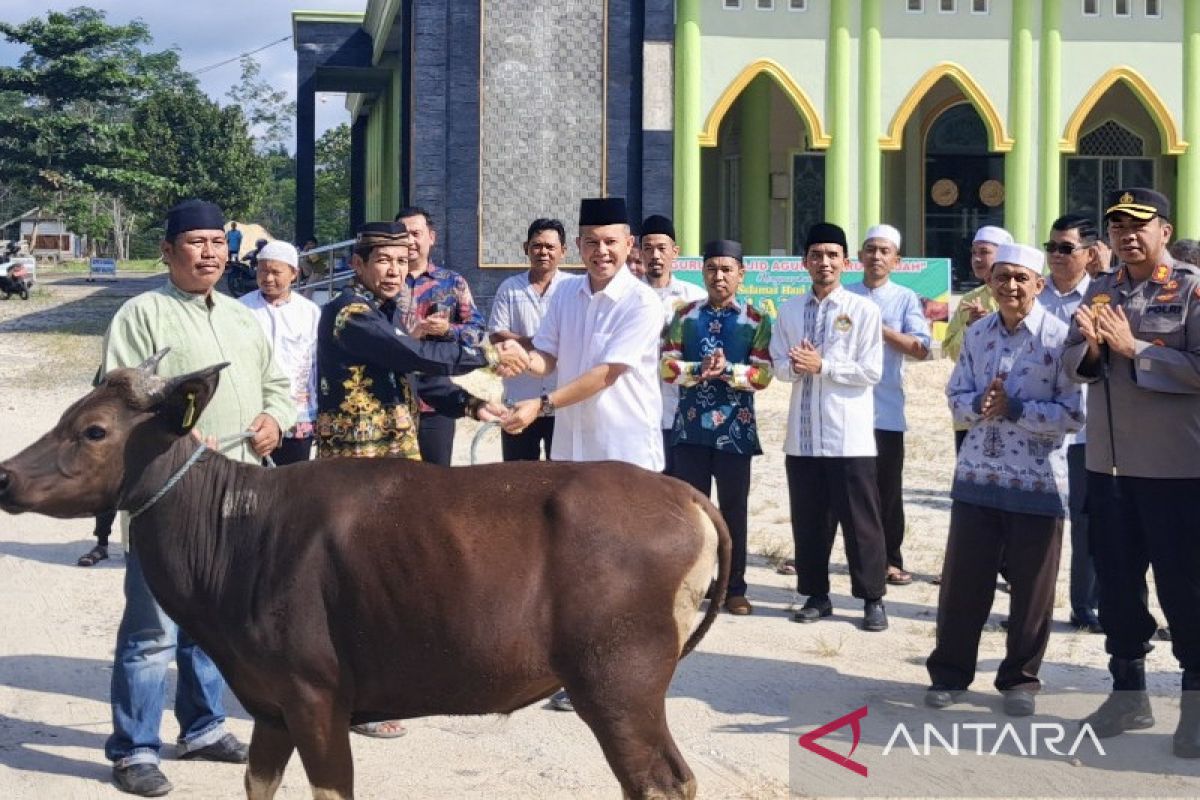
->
xmin=1066 ymin=120 xmax=1154 ymax=229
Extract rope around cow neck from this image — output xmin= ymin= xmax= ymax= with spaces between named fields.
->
xmin=128 ymin=431 xmax=265 ymax=519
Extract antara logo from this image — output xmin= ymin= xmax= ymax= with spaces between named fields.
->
xmin=797 ymin=705 xmax=869 ymax=777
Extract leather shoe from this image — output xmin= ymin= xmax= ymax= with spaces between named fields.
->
xmin=177 ymin=733 xmax=248 ymax=763
xmin=724 ymin=595 xmax=753 ymax=615
xmin=113 ymin=763 xmax=173 ymax=797
xmin=1002 ymin=688 xmax=1037 ymax=717
xmin=792 ymin=594 xmax=832 ymax=623
xmin=862 ymin=600 xmax=888 ymax=632
xmin=925 ymin=686 xmax=965 ymax=709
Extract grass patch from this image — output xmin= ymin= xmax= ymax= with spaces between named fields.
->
xmin=810 ymin=633 xmax=847 ymax=658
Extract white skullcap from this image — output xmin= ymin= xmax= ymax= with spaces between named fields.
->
xmin=257 ymin=240 xmax=299 ymax=270
xmin=973 ymin=225 xmax=1014 ymax=247
xmin=994 ymin=243 xmax=1044 ymax=274
xmin=863 ymin=224 xmax=902 ymax=250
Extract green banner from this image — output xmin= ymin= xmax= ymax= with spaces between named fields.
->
xmin=674 ymin=256 xmax=951 ymax=321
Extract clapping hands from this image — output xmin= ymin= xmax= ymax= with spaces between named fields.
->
xmin=788 ymin=340 xmax=822 ymax=376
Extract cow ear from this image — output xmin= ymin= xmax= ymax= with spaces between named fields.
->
xmin=158 ymin=363 xmax=228 ymax=435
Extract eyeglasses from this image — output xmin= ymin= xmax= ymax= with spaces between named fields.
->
xmin=1043 ymin=241 xmax=1088 ymax=256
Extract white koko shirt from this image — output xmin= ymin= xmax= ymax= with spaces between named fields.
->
xmin=487 ymin=270 xmax=568 ymax=404
xmin=653 ymin=275 xmax=708 ymax=429
xmin=769 ymin=285 xmax=883 ymax=458
xmin=533 ymin=266 xmax=664 ymax=470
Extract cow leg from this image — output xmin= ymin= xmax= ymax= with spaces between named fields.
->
xmin=244 ymin=720 xmax=295 ymax=800
xmin=283 ymin=698 xmax=354 ymax=800
xmin=566 ymin=658 xmax=696 ymax=799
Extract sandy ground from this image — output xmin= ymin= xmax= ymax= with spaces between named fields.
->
xmin=0 ymin=275 xmax=1184 ymax=799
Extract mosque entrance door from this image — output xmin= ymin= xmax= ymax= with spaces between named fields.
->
xmin=923 ymin=103 xmax=1004 ymax=289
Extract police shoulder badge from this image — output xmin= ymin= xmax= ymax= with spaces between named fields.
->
xmin=1151 ymin=264 xmax=1171 ymax=283
xmin=834 ymin=314 xmax=853 ymax=332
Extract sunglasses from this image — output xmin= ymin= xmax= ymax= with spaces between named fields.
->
xmin=1043 ymin=241 xmax=1089 ymax=256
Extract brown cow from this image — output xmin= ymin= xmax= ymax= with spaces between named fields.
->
xmin=0 ymin=355 xmax=731 ymax=800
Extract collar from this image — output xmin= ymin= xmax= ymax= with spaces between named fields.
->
xmin=578 ymin=263 xmax=637 ymax=301
xmin=994 ymin=300 xmax=1046 ymax=336
xmin=1045 ymin=272 xmax=1091 ymax=298
xmin=802 ymin=284 xmax=847 ymax=307
xmin=705 ymin=298 xmax=742 ymax=314
xmin=165 ymin=278 xmax=215 ymax=309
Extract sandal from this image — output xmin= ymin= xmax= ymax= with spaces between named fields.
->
xmin=77 ymin=544 xmax=109 ymax=567
xmin=351 ymin=720 xmax=407 ymax=738
xmin=886 ymin=568 xmax=913 ymax=586
xmin=775 ymin=558 xmax=797 ymax=576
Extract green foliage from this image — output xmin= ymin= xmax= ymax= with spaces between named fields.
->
xmin=129 ymin=87 xmax=268 ymax=224
xmin=227 ymin=56 xmax=296 ymax=154
xmin=315 ymin=123 xmax=351 ymax=243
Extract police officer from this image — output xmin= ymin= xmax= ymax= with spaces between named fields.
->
xmin=1063 ymin=188 xmax=1200 ymax=758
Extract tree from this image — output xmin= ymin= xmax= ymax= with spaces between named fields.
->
xmin=129 ymin=86 xmax=268 ymax=222
xmin=227 ymin=56 xmax=296 ymax=154
xmin=314 ymin=124 xmax=350 ymax=244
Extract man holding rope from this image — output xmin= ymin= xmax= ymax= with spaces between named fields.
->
xmin=98 ymin=199 xmax=294 ymax=797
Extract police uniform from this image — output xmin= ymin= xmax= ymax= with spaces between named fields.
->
xmin=1062 ymin=188 xmax=1200 ymax=756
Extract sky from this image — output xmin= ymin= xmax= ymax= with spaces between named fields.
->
xmin=0 ymin=0 xmax=368 ymax=147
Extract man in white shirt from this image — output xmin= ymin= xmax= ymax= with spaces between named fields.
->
xmin=641 ymin=214 xmax=707 ymax=472
xmin=499 ymin=196 xmax=665 ymax=712
xmin=846 ymin=225 xmax=931 ymax=587
xmin=488 ymin=218 xmax=570 ymax=460
xmin=769 ymin=222 xmax=888 ymax=632
xmin=500 ymin=197 xmax=664 ymax=469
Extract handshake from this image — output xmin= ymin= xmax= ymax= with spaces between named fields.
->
xmin=494 ymin=340 xmax=533 ymax=378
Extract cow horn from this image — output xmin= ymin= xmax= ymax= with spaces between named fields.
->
xmin=136 ymin=349 xmax=172 ymax=375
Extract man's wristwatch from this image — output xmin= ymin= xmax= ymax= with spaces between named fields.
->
xmin=538 ymin=393 xmax=555 ymax=417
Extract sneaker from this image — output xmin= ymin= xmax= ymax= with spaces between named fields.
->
xmin=113 ymin=763 xmax=173 ymax=797
xmin=863 ymin=600 xmax=888 ymax=632
xmin=177 ymin=733 xmax=248 ymax=763
xmin=549 ymin=690 xmax=574 ymax=712
xmin=792 ymin=594 xmax=833 ymax=624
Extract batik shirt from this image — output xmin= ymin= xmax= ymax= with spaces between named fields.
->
xmin=947 ymin=303 xmax=1083 ymax=517
xmin=316 ymin=283 xmax=494 ymax=459
xmin=401 ymin=262 xmax=486 ymax=346
xmin=661 ymin=300 xmax=773 ymax=455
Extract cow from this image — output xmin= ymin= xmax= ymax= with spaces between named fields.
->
xmin=0 ymin=354 xmax=731 ymax=800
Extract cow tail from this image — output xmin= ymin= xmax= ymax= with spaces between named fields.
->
xmin=680 ymin=495 xmax=732 ymax=660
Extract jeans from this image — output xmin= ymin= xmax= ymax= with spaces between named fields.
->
xmin=105 ymin=548 xmax=229 ymax=766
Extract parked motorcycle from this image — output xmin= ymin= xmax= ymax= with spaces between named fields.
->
xmin=223 ymin=257 xmax=257 ymax=298
xmin=0 ymin=243 xmax=33 ymax=300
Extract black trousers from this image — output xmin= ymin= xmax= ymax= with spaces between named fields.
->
xmin=671 ymin=444 xmax=752 ymax=597
xmin=954 ymin=429 xmax=967 ymax=453
xmin=926 ymin=501 xmax=1062 ymax=691
xmin=93 ymin=509 xmax=117 ymax=547
xmin=662 ymin=429 xmax=674 ymax=475
xmin=874 ymin=430 xmax=906 ymax=570
xmin=501 ymin=417 xmax=554 ymax=461
xmin=1088 ymin=472 xmax=1200 ymax=670
xmin=785 ymin=455 xmax=886 ymax=601
xmin=270 ymin=436 xmax=313 ymax=466
xmin=418 ymin=411 xmax=456 ymax=466
xmin=1066 ymin=444 xmax=1098 ymax=617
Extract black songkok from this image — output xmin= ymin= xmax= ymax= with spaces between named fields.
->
xmin=165 ymin=200 xmax=225 ymax=238
xmin=355 ymin=221 xmax=410 ymax=251
xmin=703 ymin=239 xmax=743 ymax=262
xmin=640 ymin=214 xmax=676 ymax=241
xmin=578 ymin=197 xmax=629 ymax=227
xmin=805 ymin=222 xmax=849 ymax=254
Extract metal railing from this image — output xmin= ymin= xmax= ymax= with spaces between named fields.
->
xmin=296 ymin=238 xmax=356 ymax=304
